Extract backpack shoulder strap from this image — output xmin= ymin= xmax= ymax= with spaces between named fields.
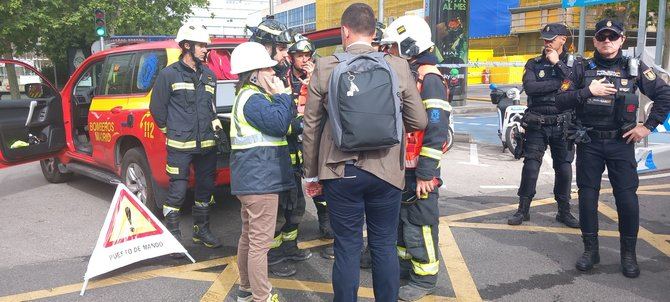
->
xmin=333 ymin=52 xmax=354 ymax=63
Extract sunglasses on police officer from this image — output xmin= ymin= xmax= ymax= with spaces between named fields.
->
xmin=595 ymin=32 xmax=621 ymax=42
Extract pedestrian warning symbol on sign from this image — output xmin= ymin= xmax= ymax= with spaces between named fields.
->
xmin=103 ymin=189 xmax=162 ymax=247
xmin=80 ymin=184 xmax=194 ymax=296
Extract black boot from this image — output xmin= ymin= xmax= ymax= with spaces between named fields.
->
xmin=192 ymin=206 xmax=222 ymax=248
xmin=316 ymin=205 xmax=334 ymax=239
xmin=282 ymin=239 xmax=312 ymax=261
xmin=620 ymin=236 xmax=640 ymax=278
xmin=556 ymin=200 xmax=580 ymax=228
xmin=507 ymin=197 xmax=531 ymax=225
xmin=576 ymin=233 xmax=600 ymax=271
xmin=164 ymin=210 xmax=185 ymax=259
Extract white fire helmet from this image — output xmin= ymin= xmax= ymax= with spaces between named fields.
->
xmin=381 ymin=15 xmax=434 ymax=59
xmin=175 ymin=23 xmax=211 ymax=44
xmin=230 ymin=42 xmax=278 ymax=74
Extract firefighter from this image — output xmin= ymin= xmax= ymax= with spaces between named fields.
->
xmin=149 ymin=23 xmax=222 ymax=250
xmin=286 ymin=34 xmax=336 ymax=260
xmin=249 ymin=19 xmax=312 ymax=277
xmin=556 ymin=19 xmax=670 ymax=278
xmin=382 ymin=15 xmax=451 ymax=301
xmin=371 ymin=21 xmax=386 ymax=51
xmin=508 ymin=23 xmax=580 ymax=228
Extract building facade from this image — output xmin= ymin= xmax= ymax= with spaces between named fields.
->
xmin=187 ymin=0 xmax=278 ymax=36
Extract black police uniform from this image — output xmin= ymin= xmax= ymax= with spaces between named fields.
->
xmin=509 ymin=23 xmax=579 ymax=228
xmin=149 ymin=59 xmax=221 ymax=248
xmin=556 ymin=19 xmax=670 ymax=278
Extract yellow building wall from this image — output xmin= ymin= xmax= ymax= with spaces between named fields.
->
xmin=316 ymin=0 xmax=423 ymax=30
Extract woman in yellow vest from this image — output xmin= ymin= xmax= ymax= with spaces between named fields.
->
xmin=229 ymin=41 xmax=296 ymax=302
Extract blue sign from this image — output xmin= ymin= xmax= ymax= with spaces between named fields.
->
xmin=562 ymin=0 xmax=625 ymax=8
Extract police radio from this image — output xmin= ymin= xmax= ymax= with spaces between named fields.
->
xmin=628 ymin=57 xmax=639 ymax=77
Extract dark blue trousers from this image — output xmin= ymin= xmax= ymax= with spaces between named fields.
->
xmin=323 ymin=165 xmax=401 ymax=302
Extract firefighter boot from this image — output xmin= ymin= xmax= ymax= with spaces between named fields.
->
xmin=192 ymin=206 xmax=222 ymax=248
xmin=269 ymin=260 xmax=297 ymax=277
xmin=576 ymin=233 xmax=600 ymax=271
xmin=620 ymin=236 xmax=640 ymax=278
xmin=398 ymin=284 xmax=435 ymax=302
xmin=555 ymin=200 xmax=580 ymax=228
xmin=507 ymin=197 xmax=531 ymax=225
xmin=282 ymin=239 xmax=312 ymax=261
xmin=164 ymin=209 xmax=185 ymax=259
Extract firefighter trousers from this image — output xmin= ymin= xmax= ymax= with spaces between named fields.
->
xmin=272 ymin=172 xmax=306 ymax=247
xmin=397 ymin=199 xmax=440 ymax=290
xmin=164 ymin=148 xmax=216 ymax=213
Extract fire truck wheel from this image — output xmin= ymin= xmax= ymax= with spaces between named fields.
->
xmin=121 ymin=147 xmax=162 ymax=217
xmin=40 ymin=158 xmax=73 ymax=183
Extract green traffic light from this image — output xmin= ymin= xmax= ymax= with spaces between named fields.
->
xmin=96 ymin=27 xmax=106 ymax=37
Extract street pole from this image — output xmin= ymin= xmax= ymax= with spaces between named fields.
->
xmin=100 ymin=37 xmax=104 ymax=52
xmin=656 ymin=0 xmax=667 ymax=65
xmin=378 ymin=0 xmax=384 ymax=22
xmin=578 ymin=7 xmax=586 ymax=55
xmin=636 ymin=0 xmax=648 ymax=57
xmin=269 ymin=0 xmax=274 ymax=15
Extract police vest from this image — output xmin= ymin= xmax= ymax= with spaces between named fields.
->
xmin=579 ymin=59 xmax=638 ymax=130
xmin=230 ymin=85 xmax=289 ymax=150
xmin=405 ymin=64 xmax=450 ymax=169
xmin=527 ymin=56 xmax=560 ymax=109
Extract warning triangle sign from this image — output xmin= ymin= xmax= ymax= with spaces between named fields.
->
xmin=80 ymin=184 xmax=194 ymax=295
xmin=103 ymin=189 xmax=163 ymax=247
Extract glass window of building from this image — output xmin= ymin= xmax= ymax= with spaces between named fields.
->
xmin=304 ymin=4 xmax=315 ymax=23
xmin=288 ymin=7 xmax=303 ymax=28
xmin=275 ymin=12 xmax=287 ymax=26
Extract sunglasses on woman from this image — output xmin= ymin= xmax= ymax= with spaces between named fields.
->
xmin=595 ymin=32 xmax=621 ymax=42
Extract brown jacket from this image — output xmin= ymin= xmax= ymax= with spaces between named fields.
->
xmin=302 ymin=43 xmax=427 ymax=189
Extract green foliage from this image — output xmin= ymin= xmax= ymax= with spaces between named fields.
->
xmin=0 ymin=0 xmax=208 ymax=71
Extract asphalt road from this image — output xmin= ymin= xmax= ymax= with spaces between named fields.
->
xmin=1 ymin=140 xmax=669 ymax=301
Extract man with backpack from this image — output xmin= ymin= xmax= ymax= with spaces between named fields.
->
xmin=381 ymin=15 xmax=451 ymax=301
xmin=301 ymin=3 xmax=427 ymax=301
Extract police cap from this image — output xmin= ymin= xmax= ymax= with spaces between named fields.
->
xmin=595 ymin=19 xmax=625 ymax=36
xmin=539 ymin=23 xmax=570 ymax=40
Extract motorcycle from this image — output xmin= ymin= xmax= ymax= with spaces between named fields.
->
xmin=489 ymin=84 xmax=526 ymax=154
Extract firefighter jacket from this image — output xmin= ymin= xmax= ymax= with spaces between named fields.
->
xmin=556 ymin=50 xmax=670 ymax=131
xmin=229 ymin=84 xmax=296 ymax=195
xmin=287 ymin=70 xmax=308 ymax=169
xmin=406 ymin=54 xmax=451 ymax=181
xmin=150 ymin=60 xmax=219 ymax=152
xmin=523 ymin=51 xmax=575 ymax=115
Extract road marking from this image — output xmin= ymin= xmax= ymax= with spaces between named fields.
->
xmin=485 ymin=123 xmax=498 ymax=127
xmin=201 ymin=263 xmax=239 ymax=302
xmin=467 ymin=123 xmax=482 ymax=126
xmin=637 ymin=191 xmax=670 ymax=196
xmin=443 ymin=195 xmax=567 ymax=222
xmin=170 ymin=271 xmax=218 ymax=282
xmin=448 ymin=221 xmax=620 ymax=238
xmin=479 ymin=185 xmax=518 ymax=189
xmin=639 ymin=172 xmax=670 ymax=180
xmin=459 ymin=143 xmax=490 ymax=167
xmin=439 ymin=224 xmax=483 ymax=302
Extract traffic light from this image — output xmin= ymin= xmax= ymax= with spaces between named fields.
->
xmin=94 ymin=9 xmax=106 ymax=37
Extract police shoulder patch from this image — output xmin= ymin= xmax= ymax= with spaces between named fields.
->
xmin=643 ymin=68 xmax=656 ymax=81
xmin=560 ymin=79 xmax=571 ymax=91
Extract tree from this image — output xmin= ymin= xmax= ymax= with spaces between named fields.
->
xmin=600 ymin=0 xmax=670 ymax=70
xmin=1 ymin=0 xmax=208 ymax=86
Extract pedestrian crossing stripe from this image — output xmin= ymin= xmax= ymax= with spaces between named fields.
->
xmin=103 ymin=189 xmax=163 ymax=247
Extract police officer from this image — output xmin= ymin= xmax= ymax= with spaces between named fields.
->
xmin=249 ymin=19 xmax=312 ymax=277
xmin=382 ymin=15 xmax=451 ymax=301
xmin=508 ymin=23 xmax=579 ymax=228
xmin=150 ymin=23 xmax=222 ymax=249
xmin=556 ymin=19 xmax=670 ymax=278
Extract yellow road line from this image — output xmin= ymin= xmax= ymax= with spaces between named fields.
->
xmin=636 ymin=184 xmax=670 ymax=191
xmin=447 ymin=221 xmax=622 ymax=238
xmin=170 ymin=271 xmax=219 ymax=282
xmin=444 ymin=196 xmax=559 ymax=222
xmin=0 ymin=256 xmax=235 ymax=301
xmin=637 ymin=191 xmax=670 ymax=196
xmin=201 ymin=263 xmax=239 ymax=302
xmin=439 ymin=224 xmax=482 ymax=302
